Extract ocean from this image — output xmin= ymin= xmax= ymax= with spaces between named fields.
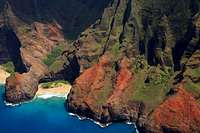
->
xmin=0 ymin=85 xmax=137 ymax=133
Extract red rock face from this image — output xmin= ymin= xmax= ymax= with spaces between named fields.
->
xmin=75 ymin=54 xmax=111 ymax=91
xmin=68 ymin=54 xmax=114 ymax=113
xmin=6 ymin=72 xmax=39 ymax=103
xmin=107 ymin=58 xmax=133 ymax=103
xmin=148 ymin=83 xmax=200 ymax=133
xmin=67 ymin=55 xmax=138 ymax=123
xmin=69 ymin=62 xmax=200 ymax=133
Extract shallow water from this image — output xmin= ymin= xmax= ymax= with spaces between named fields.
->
xmin=0 ymin=85 xmax=137 ymax=133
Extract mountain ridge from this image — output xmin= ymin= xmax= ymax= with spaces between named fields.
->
xmin=0 ymin=0 xmax=200 ymax=133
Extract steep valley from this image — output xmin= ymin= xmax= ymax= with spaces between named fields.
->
xmin=0 ymin=0 xmax=200 ymax=133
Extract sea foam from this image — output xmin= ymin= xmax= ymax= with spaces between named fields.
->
xmin=36 ymin=93 xmax=68 ymax=99
xmin=69 ymin=112 xmax=113 ymax=128
xmin=68 ymin=112 xmax=139 ymax=131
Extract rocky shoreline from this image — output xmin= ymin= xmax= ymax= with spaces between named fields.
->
xmin=67 ymin=79 xmax=200 ymax=133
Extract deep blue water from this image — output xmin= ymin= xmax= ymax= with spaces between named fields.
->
xmin=0 ymin=85 xmax=137 ymax=133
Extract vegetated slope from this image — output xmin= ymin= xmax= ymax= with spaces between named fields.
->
xmin=0 ymin=0 xmax=200 ymax=132
xmin=67 ymin=0 xmax=200 ymax=133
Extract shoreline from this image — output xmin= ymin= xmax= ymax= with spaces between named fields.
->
xmin=68 ymin=112 xmax=139 ymax=132
xmin=68 ymin=112 xmax=112 ymax=128
xmin=0 ymin=66 xmax=10 ymax=84
xmin=1 ymin=83 xmax=138 ymax=131
xmin=36 ymin=84 xmax=72 ymax=99
xmin=2 ymin=82 xmax=72 ymax=106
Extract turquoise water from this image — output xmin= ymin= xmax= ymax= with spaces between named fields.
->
xmin=0 ymin=85 xmax=137 ymax=133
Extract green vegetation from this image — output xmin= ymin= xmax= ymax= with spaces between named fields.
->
xmin=1 ymin=62 xmax=15 ymax=74
xmin=49 ymin=60 xmax=65 ymax=72
xmin=185 ymin=68 xmax=200 ymax=78
xmin=41 ymin=80 xmax=70 ymax=89
xmin=19 ymin=26 xmax=31 ymax=34
xmin=43 ymin=43 xmax=66 ymax=72
xmin=133 ymin=55 xmax=146 ymax=73
xmin=184 ymin=78 xmax=200 ymax=98
xmin=43 ymin=44 xmax=64 ymax=66
xmin=148 ymin=67 xmax=172 ymax=85
xmin=18 ymin=25 xmax=32 ymax=37
xmin=91 ymin=43 xmax=102 ymax=53
xmin=184 ymin=67 xmax=200 ymax=99
xmin=133 ymin=0 xmax=197 ymax=52
xmin=96 ymin=81 xmax=113 ymax=105
xmin=132 ymin=67 xmax=173 ymax=111
xmin=112 ymin=42 xmax=120 ymax=61
xmin=197 ymin=99 xmax=200 ymax=104
xmin=96 ymin=68 xmax=115 ymax=105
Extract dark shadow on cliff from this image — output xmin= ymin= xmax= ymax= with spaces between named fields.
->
xmin=62 ymin=55 xmax=80 ymax=83
xmin=0 ymin=27 xmax=9 ymax=64
xmin=7 ymin=0 xmax=110 ymax=40
xmin=0 ymin=26 xmax=27 ymax=73
xmin=172 ymin=23 xmax=195 ymax=71
xmin=0 ymin=0 xmax=5 ymax=13
xmin=39 ymin=54 xmax=80 ymax=84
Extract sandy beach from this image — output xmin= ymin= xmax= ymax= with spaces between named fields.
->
xmin=0 ymin=66 xmax=10 ymax=84
xmin=36 ymin=84 xmax=72 ymax=99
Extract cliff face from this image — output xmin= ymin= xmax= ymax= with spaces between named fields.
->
xmin=67 ymin=0 xmax=200 ymax=133
xmin=0 ymin=0 xmax=200 ymax=132
xmin=144 ymin=84 xmax=200 ymax=133
xmin=0 ymin=0 xmax=109 ymax=103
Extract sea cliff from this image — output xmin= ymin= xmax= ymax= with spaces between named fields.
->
xmin=0 ymin=0 xmax=200 ymax=133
